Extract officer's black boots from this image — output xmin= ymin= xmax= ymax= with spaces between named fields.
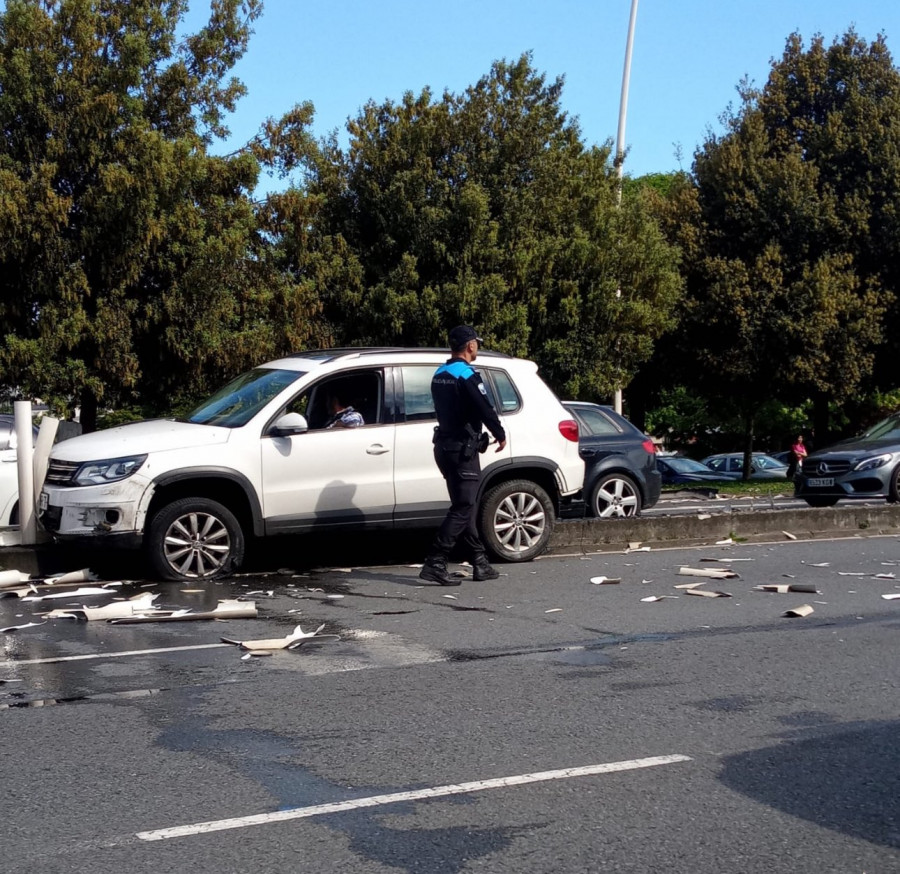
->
xmin=472 ymin=555 xmax=500 ymax=581
xmin=419 ymin=538 xmax=460 ymax=586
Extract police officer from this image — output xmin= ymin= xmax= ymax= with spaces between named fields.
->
xmin=419 ymin=326 xmax=507 ymax=586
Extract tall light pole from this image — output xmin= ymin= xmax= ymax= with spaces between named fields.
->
xmin=612 ymin=0 xmax=639 ymax=414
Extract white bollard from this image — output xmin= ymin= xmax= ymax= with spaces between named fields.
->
xmin=14 ymin=401 xmax=36 ymax=544
xmin=33 ymin=416 xmax=58 ymax=506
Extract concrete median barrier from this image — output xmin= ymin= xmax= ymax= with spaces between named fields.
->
xmin=548 ymin=504 xmax=900 ymax=554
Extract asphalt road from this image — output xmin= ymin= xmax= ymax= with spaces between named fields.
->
xmin=1 ymin=534 xmax=899 ymax=874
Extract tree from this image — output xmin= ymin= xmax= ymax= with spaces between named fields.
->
xmin=280 ymin=54 xmax=682 ymax=401
xmin=0 ymin=0 xmax=322 ymax=428
xmin=666 ymin=30 xmax=897 ymax=471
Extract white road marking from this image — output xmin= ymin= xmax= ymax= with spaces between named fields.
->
xmin=0 ymin=643 xmax=230 ymax=668
xmin=137 ymin=754 xmax=691 ymax=841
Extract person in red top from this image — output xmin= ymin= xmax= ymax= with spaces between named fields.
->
xmin=787 ymin=434 xmax=807 ymax=479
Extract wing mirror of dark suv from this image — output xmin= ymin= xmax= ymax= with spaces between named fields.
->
xmin=270 ymin=412 xmax=309 ymax=437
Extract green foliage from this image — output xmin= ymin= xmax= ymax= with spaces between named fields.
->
xmin=276 ymin=54 xmax=683 ymax=400
xmin=0 ymin=0 xmax=323 ymax=428
xmin=648 ymin=29 xmax=900 ymax=456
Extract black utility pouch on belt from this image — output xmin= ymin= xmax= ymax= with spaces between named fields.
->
xmin=461 ymin=424 xmax=488 ymax=460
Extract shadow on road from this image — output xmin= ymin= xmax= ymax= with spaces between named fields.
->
xmin=718 ymin=719 xmax=900 ymax=849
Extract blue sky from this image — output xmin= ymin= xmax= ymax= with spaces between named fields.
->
xmin=205 ymin=0 xmax=900 ymax=183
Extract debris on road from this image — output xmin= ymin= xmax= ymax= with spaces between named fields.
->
xmin=43 ymin=569 xmax=99 ymax=584
xmin=23 ymin=586 xmax=119 ymax=602
xmin=678 ymin=567 xmax=739 ymax=579
xmin=0 ymin=621 xmax=46 ymax=632
xmin=544 ymin=608 xmax=563 ymax=613
xmin=221 ymin=622 xmax=337 ymax=651
xmin=641 ymin=595 xmax=678 ymax=602
xmin=0 ymin=570 xmax=30 ymax=585
xmin=808 ymin=562 xmax=830 ymax=567
xmin=590 ymin=576 xmax=621 ymax=585
xmin=754 ymin=584 xmax=819 ymax=594
xmin=674 ymin=581 xmax=706 ymax=589
xmin=882 ymin=594 xmax=900 ymax=600
xmin=782 ymin=604 xmax=815 ymax=618
xmin=686 ymin=589 xmax=732 ymax=598
xmin=110 ymin=599 xmax=257 ymax=624
xmin=715 ymin=537 xmax=734 ymax=545
xmin=782 ymin=531 xmax=797 ymax=540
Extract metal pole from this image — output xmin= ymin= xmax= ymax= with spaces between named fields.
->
xmin=613 ymin=0 xmax=639 ymax=415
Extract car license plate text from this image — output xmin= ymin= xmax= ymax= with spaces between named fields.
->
xmin=806 ymin=477 xmax=834 ymax=487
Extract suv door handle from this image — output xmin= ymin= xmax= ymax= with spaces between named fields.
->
xmin=580 ymin=448 xmax=597 ymax=458
xmin=366 ymin=444 xmax=390 ymax=455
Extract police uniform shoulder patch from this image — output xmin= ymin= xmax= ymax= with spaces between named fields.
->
xmin=478 ymin=382 xmax=487 ymax=396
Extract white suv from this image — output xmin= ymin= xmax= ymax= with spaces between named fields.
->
xmin=39 ymin=349 xmax=584 ymax=581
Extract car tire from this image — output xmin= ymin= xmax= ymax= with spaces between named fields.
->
xmin=803 ymin=496 xmax=839 ymax=508
xmin=888 ymin=465 xmax=900 ymax=503
xmin=479 ymin=479 xmax=555 ymax=563
xmin=588 ymin=473 xmax=642 ymax=518
xmin=147 ymin=497 xmax=244 ymax=581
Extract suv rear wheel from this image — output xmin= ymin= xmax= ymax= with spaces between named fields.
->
xmin=147 ymin=497 xmax=244 ymax=581
xmin=479 ymin=479 xmax=554 ymax=562
xmin=589 ymin=473 xmax=641 ymax=518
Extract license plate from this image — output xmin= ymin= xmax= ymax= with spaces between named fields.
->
xmin=39 ymin=491 xmax=48 ymax=511
xmin=806 ymin=477 xmax=834 ymax=487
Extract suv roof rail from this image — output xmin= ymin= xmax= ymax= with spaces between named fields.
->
xmin=287 ymin=347 xmax=512 ymax=360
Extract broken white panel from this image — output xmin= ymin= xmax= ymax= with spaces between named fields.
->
xmin=640 ymin=595 xmax=677 ymax=602
xmin=109 ymin=599 xmax=257 ymax=624
xmin=79 ymin=593 xmax=161 ymax=621
xmin=674 ymin=581 xmax=706 ymax=590
xmin=782 ymin=604 xmax=815 ymax=617
xmin=221 ymin=622 xmax=331 ymax=651
xmin=590 ymin=576 xmax=621 ymax=585
xmin=0 ymin=570 xmax=31 ymax=586
xmin=881 ymin=594 xmax=900 ymax=601
xmin=0 ymin=621 xmax=46 ymax=632
xmin=43 ymin=569 xmax=99 ymax=584
xmin=782 ymin=531 xmax=797 ymax=540
xmin=873 ymin=573 xmax=896 ymax=580
xmin=686 ymin=589 xmax=732 ymax=599
xmin=678 ymin=567 xmax=738 ymax=579
xmin=24 ymin=586 xmax=113 ymax=602
xmin=715 ymin=538 xmax=734 ymax=545
xmin=754 ymin=584 xmax=818 ymax=594
xmin=0 ymin=585 xmax=36 ymax=599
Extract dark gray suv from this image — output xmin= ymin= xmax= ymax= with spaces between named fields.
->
xmin=795 ymin=412 xmax=900 ymax=507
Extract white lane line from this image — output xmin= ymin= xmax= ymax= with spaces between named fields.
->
xmin=0 ymin=643 xmax=231 ymax=668
xmin=137 ymin=754 xmax=692 ymax=842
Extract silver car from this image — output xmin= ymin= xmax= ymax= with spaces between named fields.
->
xmin=700 ymin=452 xmax=789 ymax=481
xmin=795 ymin=412 xmax=900 ymax=507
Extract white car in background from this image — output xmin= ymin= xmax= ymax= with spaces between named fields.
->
xmin=0 ymin=414 xmax=39 ymax=526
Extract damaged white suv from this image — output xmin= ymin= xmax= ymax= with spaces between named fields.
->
xmin=40 ymin=348 xmax=584 ymax=581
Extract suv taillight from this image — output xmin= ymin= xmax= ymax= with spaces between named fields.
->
xmin=559 ymin=419 xmax=580 ymax=442
xmin=642 ymin=438 xmax=656 ymax=455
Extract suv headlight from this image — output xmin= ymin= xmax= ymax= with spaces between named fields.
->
xmin=852 ymin=453 xmax=893 ymax=472
xmin=72 ymin=455 xmax=148 ymax=486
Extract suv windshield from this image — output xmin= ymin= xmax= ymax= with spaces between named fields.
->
xmin=184 ymin=368 xmax=304 ymax=427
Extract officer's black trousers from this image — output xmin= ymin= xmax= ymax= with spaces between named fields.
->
xmin=433 ymin=443 xmax=485 ymax=557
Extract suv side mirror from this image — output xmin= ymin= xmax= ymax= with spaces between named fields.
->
xmin=270 ymin=412 xmax=308 ymax=437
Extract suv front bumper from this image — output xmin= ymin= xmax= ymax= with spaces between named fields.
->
xmin=40 ymin=476 xmax=152 ymax=542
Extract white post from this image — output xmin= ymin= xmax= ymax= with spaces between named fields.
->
xmin=14 ymin=401 xmax=37 ymax=544
xmin=613 ymin=0 xmax=639 ymax=416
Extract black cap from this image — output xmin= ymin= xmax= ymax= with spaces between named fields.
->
xmin=448 ymin=325 xmax=483 ymax=351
